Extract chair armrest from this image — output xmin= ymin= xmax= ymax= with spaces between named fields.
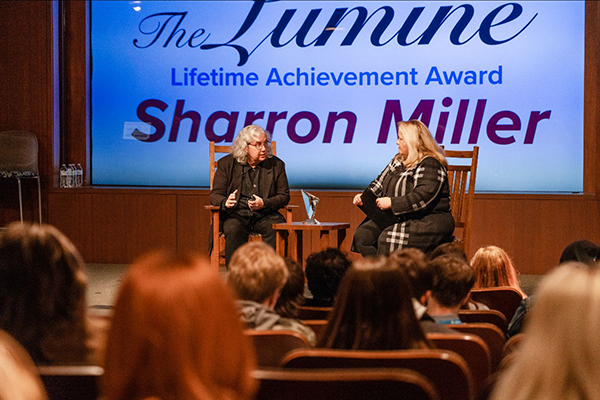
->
xmin=205 ymin=205 xmax=220 ymax=211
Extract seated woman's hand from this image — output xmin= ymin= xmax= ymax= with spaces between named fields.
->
xmin=353 ymin=193 xmax=363 ymax=206
xmin=376 ymin=197 xmax=392 ymax=210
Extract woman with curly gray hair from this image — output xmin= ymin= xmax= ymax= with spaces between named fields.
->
xmin=210 ymin=125 xmax=290 ymax=266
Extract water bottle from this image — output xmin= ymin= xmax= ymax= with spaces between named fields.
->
xmin=76 ymin=163 xmax=83 ymax=187
xmin=59 ymin=164 xmax=67 ymax=188
xmin=66 ymin=164 xmax=74 ymax=188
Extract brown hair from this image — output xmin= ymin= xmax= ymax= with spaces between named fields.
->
xmin=228 ymin=242 xmax=288 ymax=303
xmin=389 ymin=248 xmax=430 ymax=299
xmin=274 ymin=258 xmax=305 ymax=318
xmin=429 ymin=255 xmax=475 ymax=307
xmin=103 ymin=251 xmax=257 ymax=400
xmin=0 ymin=223 xmax=90 ymax=363
xmin=470 ymin=246 xmax=525 ymax=297
xmin=319 ymin=256 xmax=430 ymax=350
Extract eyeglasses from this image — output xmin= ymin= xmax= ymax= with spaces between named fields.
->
xmin=249 ymin=141 xmax=268 ymax=150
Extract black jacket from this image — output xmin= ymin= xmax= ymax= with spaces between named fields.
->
xmin=210 ymin=154 xmax=290 ymax=219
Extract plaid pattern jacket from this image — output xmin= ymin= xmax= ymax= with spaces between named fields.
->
xmin=367 ymin=155 xmax=453 ymax=253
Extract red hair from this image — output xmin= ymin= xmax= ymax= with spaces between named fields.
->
xmin=103 ymin=251 xmax=256 ymax=400
xmin=470 ymin=246 xmax=526 ymax=297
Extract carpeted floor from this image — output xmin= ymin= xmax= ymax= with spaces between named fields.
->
xmin=84 ymin=263 xmax=543 ymax=312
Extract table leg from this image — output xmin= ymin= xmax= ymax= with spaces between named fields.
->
xmin=296 ymin=231 xmax=303 ymax=266
xmin=275 ymin=230 xmax=285 ymax=258
xmin=338 ymin=229 xmax=347 ymax=250
xmin=320 ymin=230 xmax=330 ymax=250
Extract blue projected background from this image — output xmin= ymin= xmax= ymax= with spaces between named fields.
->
xmin=91 ymin=1 xmax=584 ymax=191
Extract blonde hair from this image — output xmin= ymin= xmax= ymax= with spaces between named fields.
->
xmin=228 ymin=242 xmax=288 ymax=303
xmin=491 ymin=264 xmax=600 ymax=400
xmin=103 ymin=251 xmax=257 ymax=400
xmin=0 ymin=330 xmax=47 ymax=400
xmin=397 ymin=120 xmax=447 ymax=169
xmin=470 ymin=245 xmax=525 ymax=297
xmin=231 ymin=125 xmax=273 ymax=165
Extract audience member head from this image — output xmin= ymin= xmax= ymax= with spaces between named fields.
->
xmin=389 ymin=248 xmax=430 ymax=302
xmin=429 ymin=255 xmax=475 ymax=310
xmin=429 ymin=242 xmax=468 ymax=262
xmin=319 ymin=256 xmax=429 ymax=350
xmin=396 ymin=119 xmax=447 ymax=168
xmin=0 ymin=222 xmax=90 ymax=363
xmin=231 ymin=125 xmax=273 ymax=165
xmin=274 ymin=258 xmax=305 ymax=318
xmin=0 ymin=330 xmax=47 ymax=400
xmin=228 ymin=242 xmax=288 ymax=307
xmin=103 ymin=251 xmax=256 ymax=400
xmin=559 ymin=240 xmax=600 ymax=266
xmin=470 ymin=245 xmax=525 ymax=296
xmin=491 ymin=263 xmax=600 ymax=400
xmin=305 ymin=248 xmax=351 ymax=303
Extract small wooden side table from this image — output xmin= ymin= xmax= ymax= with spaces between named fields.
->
xmin=272 ymin=222 xmax=350 ymax=266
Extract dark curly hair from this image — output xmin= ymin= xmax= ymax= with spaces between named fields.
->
xmin=305 ymin=248 xmax=351 ymax=302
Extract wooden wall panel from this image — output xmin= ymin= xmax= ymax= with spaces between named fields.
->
xmin=48 ymin=192 xmax=93 ymax=257
xmin=176 ymin=193 xmax=211 ymax=254
xmin=0 ymin=1 xmax=55 ymax=224
xmin=89 ymin=193 xmax=177 ymax=263
xmin=470 ymin=197 xmax=600 ymax=274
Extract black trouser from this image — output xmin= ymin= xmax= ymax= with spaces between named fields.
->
xmin=353 ymin=219 xmax=383 ymax=257
xmin=222 ymin=212 xmax=286 ymax=266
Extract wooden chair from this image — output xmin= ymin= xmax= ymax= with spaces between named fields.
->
xmin=245 ymin=330 xmax=310 ymax=368
xmin=37 ymin=365 xmax=103 ymax=400
xmin=448 ymin=323 xmax=506 ymax=373
xmin=0 ymin=130 xmax=43 ymax=224
xmin=281 ymin=348 xmax=473 ymax=400
xmin=459 ymin=310 xmax=508 ymax=333
xmin=253 ymin=368 xmax=440 ymax=400
xmin=427 ymin=333 xmax=491 ymax=398
xmin=469 ymin=287 xmax=524 ymax=322
xmin=444 ymin=147 xmax=479 ymax=255
xmin=301 ymin=319 xmax=328 ymax=342
xmin=205 ymin=141 xmax=296 ymax=270
xmin=297 ymin=306 xmax=332 ymax=320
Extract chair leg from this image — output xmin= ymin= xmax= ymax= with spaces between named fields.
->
xmin=37 ymin=176 xmax=42 ymax=224
xmin=17 ymin=178 xmax=24 ymax=224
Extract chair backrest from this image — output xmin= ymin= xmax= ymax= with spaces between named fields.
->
xmin=301 ymin=320 xmax=328 ymax=342
xmin=426 ymin=333 xmax=491 ymax=397
xmin=444 ymin=147 xmax=479 ymax=255
xmin=459 ymin=310 xmax=508 ymax=333
xmin=469 ymin=287 xmax=524 ymax=322
xmin=0 ymin=130 xmax=39 ymax=174
xmin=297 ymin=306 xmax=332 ymax=320
xmin=281 ymin=348 xmax=473 ymax=400
xmin=448 ymin=323 xmax=506 ymax=373
xmin=37 ymin=365 xmax=103 ymax=400
xmin=209 ymin=141 xmax=277 ymax=190
xmin=245 ymin=330 xmax=310 ymax=368
xmin=253 ymin=368 xmax=440 ymax=400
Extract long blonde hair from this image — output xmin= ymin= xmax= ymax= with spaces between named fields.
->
xmin=470 ymin=245 xmax=526 ymax=297
xmin=491 ymin=264 xmax=600 ymax=400
xmin=397 ymin=120 xmax=447 ymax=169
